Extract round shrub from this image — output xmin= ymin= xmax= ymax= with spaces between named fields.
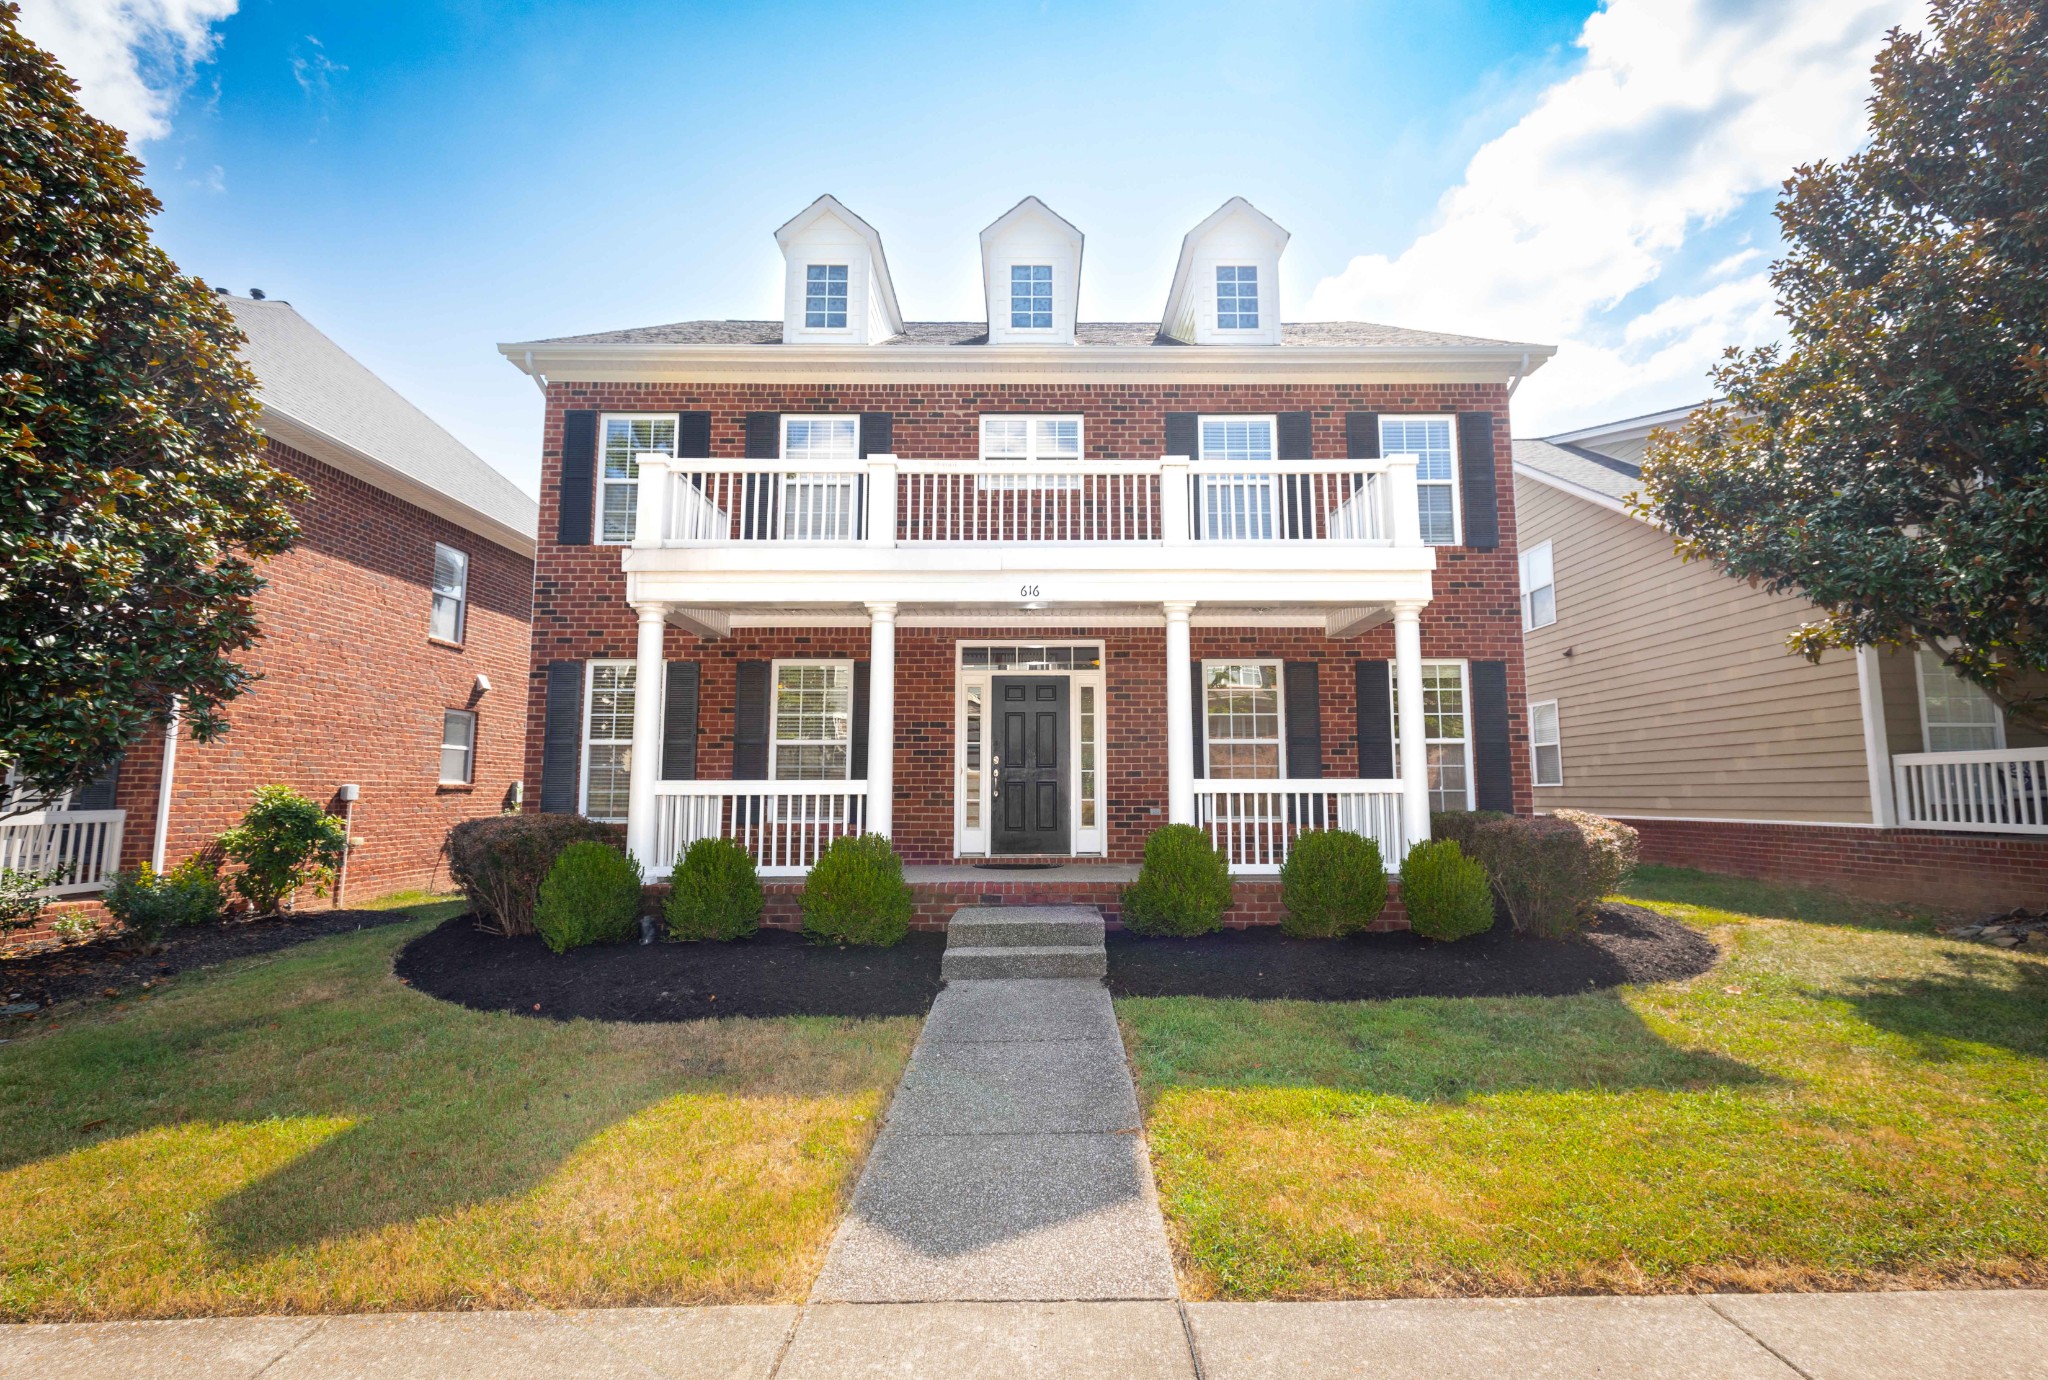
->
xmin=1278 ymin=829 xmax=1388 ymax=938
xmin=102 ymin=857 xmax=225 ymax=944
xmin=801 ymin=833 xmax=912 ymax=947
xmin=1121 ymin=824 xmax=1233 ymax=938
xmin=445 ymin=814 xmax=623 ymax=937
xmin=666 ymin=837 xmax=764 ymax=942
xmin=1399 ymin=838 xmax=1494 ymax=942
xmin=534 ymin=841 xmax=644 ymax=954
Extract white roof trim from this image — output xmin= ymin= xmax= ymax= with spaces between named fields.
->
xmin=773 ymin=195 xmax=904 ymax=337
xmin=1513 ymin=458 xmax=1649 ymax=525
xmin=1160 ymin=197 xmax=1289 ymax=341
xmin=1545 ymin=402 xmax=1703 ymax=447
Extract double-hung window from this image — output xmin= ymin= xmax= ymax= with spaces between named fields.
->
xmin=779 ymin=416 xmax=860 ymax=540
xmin=1215 ymin=265 xmax=1259 ymax=330
xmin=1010 ymin=264 xmax=1053 ymax=328
xmin=440 ymin=709 xmax=476 ymax=785
xmin=980 ymin=414 xmax=1082 ymax=489
xmin=805 ymin=264 xmax=848 ymax=328
xmin=1380 ymin=416 xmax=1459 ymax=546
xmin=1392 ymin=661 xmax=1473 ymax=812
xmin=581 ymin=662 xmax=636 ymax=821
xmin=598 ymin=415 xmax=677 ymax=544
xmin=1202 ymin=662 xmax=1283 ymax=779
xmin=1917 ymin=649 xmax=2003 ymax=752
xmin=772 ymin=661 xmax=854 ymax=781
xmin=1520 ymin=540 xmax=1557 ymax=630
xmin=1196 ymin=416 xmax=1276 ymax=540
xmin=1530 ymin=700 xmax=1563 ymax=787
xmin=430 ymin=543 xmax=468 ymax=642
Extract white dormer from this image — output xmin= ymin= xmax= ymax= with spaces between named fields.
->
xmin=775 ymin=195 xmax=905 ymax=346
xmin=979 ymin=197 xmax=1083 ymax=346
xmin=1159 ymin=197 xmax=1288 ymax=346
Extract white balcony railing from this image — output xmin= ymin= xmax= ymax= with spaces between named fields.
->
xmin=900 ymin=461 xmax=1160 ymax=544
xmin=1894 ymin=746 xmax=2048 ymax=834
xmin=1193 ymin=779 xmax=1407 ymax=874
xmin=651 ymin=780 xmax=869 ymax=875
xmin=0 ymin=808 xmax=126 ymax=896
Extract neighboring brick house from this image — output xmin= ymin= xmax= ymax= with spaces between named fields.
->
xmin=13 ymin=296 xmax=538 ymax=916
xmin=501 ymin=195 xmax=1552 ymax=926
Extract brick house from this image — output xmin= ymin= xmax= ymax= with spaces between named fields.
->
xmin=501 ymin=196 xmax=1552 ymax=926
xmin=11 ymin=296 xmax=538 ymax=915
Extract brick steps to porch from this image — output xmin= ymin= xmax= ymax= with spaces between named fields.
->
xmin=941 ymin=904 xmax=1107 ymax=981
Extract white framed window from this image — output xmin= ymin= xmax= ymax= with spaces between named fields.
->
xmin=1520 ymin=540 xmax=1556 ymax=630
xmin=1917 ymin=648 xmax=2004 ymax=752
xmin=1380 ymin=415 xmax=1459 ymax=546
xmin=1198 ymin=415 xmax=1275 ymax=464
xmin=778 ymin=416 xmax=861 ymax=540
xmin=598 ymin=414 xmax=677 ymax=545
xmin=1215 ymin=264 xmax=1259 ymax=330
xmin=1392 ymin=660 xmax=1472 ymax=813
xmin=429 ymin=543 xmax=468 ymax=642
xmin=1197 ymin=415 xmax=1277 ymax=540
xmin=771 ymin=660 xmax=854 ymax=781
xmin=781 ymin=415 xmax=859 ymax=462
xmin=581 ymin=661 xmax=635 ymax=821
xmin=980 ymin=414 xmax=1082 ymax=462
xmin=440 ymin=709 xmax=476 ymax=785
xmin=1202 ymin=661 xmax=1284 ymax=779
xmin=1010 ymin=264 xmax=1053 ymax=329
xmin=805 ymin=264 xmax=848 ymax=328
xmin=1530 ymin=699 xmax=1562 ymax=787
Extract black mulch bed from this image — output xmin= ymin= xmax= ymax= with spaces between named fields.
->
xmin=1106 ymin=902 xmax=1719 ymax=1001
xmin=2 ymin=906 xmax=429 ymax=1017
xmin=396 ymin=917 xmax=946 ymax=1022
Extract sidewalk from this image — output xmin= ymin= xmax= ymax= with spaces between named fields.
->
xmin=4 ymin=1290 xmax=2045 ymax=1378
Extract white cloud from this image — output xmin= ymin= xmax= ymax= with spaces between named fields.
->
xmin=15 ymin=0 xmax=238 ymax=143
xmin=1305 ymin=0 xmax=1924 ymax=433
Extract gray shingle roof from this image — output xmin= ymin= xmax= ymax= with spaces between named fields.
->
xmin=510 ymin=318 xmax=1534 ymax=351
xmin=1513 ymin=437 xmax=1643 ymax=504
xmin=226 ymin=298 xmax=536 ymax=544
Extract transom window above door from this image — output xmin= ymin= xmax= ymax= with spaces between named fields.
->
xmin=805 ymin=264 xmax=848 ymax=328
xmin=980 ymin=415 xmax=1082 ymax=462
xmin=599 ymin=415 xmax=677 ymax=544
xmin=1010 ymin=264 xmax=1053 ymax=329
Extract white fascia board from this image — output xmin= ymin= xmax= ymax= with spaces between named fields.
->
xmin=258 ymin=407 xmax=537 ymax=558
xmin=1513 ymin=459 xmax=1648 ymax=525
xmin=1545 ymin=402 xmax=1703 ymax=448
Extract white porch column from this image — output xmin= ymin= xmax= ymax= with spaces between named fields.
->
xmin=1856 ymin=646 xmax=1899 ymax=827
xmin=1393 ymin=601 xmax=1431 ymax=851
xmin=1164 ymin=600 xmax=1196 ymax=825
xmin=626 ymin=603 xmax=667 ymax=870
xmin=866 ymin=601 xmax=897 ymax=838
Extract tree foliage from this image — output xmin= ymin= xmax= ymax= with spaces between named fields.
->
xmin=1638 ymin=0 xmax=2048 ymax=729
xmin=0 ymin=3 xmax=303 ymax=804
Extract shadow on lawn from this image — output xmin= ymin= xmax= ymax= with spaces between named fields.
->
xmin=1618 ymin=865 xmax=1938 ymax=935
xmin=1827 ymin=947 xmax=2048 ymax=1063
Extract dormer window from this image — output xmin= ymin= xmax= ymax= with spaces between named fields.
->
xmin=805 ymin=264 xmax=849 ymax=328
xmin=1010 ymin=265 xmax=1053 ymax=329
xmin=1216 ymin=265 xmax=1259 ymax=330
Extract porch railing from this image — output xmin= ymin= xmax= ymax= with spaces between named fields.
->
xmin=1193 ymin=779 xmax=1406 ymax=874
xmin=1893 ymin=746 xmax=2048 ymax=834
xmin=650 ymin=780 xmax=869 ymax=875
xmin=899 ymin=461 xmax=1160 ymax=543
xmin=0 ymin=808 xmax=126 ymax=896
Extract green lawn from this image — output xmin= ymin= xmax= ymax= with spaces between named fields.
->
xmin=1119 ymin=864 xmax=2048 ymax=1299
xmin=0 ymin=907 xmax=916 ymax=1320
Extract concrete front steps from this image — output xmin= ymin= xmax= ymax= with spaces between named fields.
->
xmin=940 ymin=904 xmax=1106 ymax=981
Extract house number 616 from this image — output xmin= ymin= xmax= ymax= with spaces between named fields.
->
xmin=1019 ymin=584 xmax=1041 ymax=599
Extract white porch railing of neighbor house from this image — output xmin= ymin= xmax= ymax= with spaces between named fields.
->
xmin=1893 ymin=746 xmax=2048 ymax=834
xmin=0 ymin=808 xmax=125 ymax=896
xmin=651 ymin=781 xmax=870 ymax=875
xmin=1192 ymin=779 xmax=1407 ymax=873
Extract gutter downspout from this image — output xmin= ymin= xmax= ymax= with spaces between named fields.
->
xmin=150 ymin=698 xmax=180 ymax=872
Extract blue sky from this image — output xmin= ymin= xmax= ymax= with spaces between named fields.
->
xmin=21 ymin=0 xmax=1920 ymax=496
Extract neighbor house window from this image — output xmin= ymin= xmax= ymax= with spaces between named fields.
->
xmin=772 ymin=661 xmax=854 ymax=781
xmin=1917 ymin=649 xmax=2003 ymax=752
xmin=1216 ymin=265 xmax=1259 ymax=329
xmin=1010 ymin=264 xmax=1053 ymax=328
xmin=430 ymin=543 xmax=468 ymax=642
xmin=779 ymin=416 xmax=861 ymax=540
xmin=581 ymin=662 xmax=635 ymax=820
xmin=1530 ymin=700 xmax=1562 ymax=787
xmin=1380 ymin=415 xmax=1458 ymax=546
xmin=440 ymin=709 xmax=476 ymax=785
xmin=1520 ymin=540 xmax=1556 ymax=630
xmin=599 ymin=414 xmax=677 ymax=544
xmin=1203 ymin=662 xmax=1283 ymax=779
xmin=805 ymin=264 xmax=848 ymax=328
xmin=1392 ymin=661 xmax=1472 ymax=813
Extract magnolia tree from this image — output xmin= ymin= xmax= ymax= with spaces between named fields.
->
xmin=1639 ymin=0 xmax=2048 ymax=732
xmin=0 ymin=4 xmax=303 ymax=810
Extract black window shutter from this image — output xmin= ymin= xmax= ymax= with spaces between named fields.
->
xmin=741 ymin=413 xmax=781 ymax=540
xmin=675 ymin=411 xmax=712 ymax=459
xmin=1164 ymin=412 xmax=1198 ymax=459
xmin=661 ymin=662 xmax=700 ymax=781
xmin=1276 ymin=411 xmax=1313 ymax=460
xmin=1471 ymin=660 xmax=1513 ymax=811
xmin=1191 ymin=660 xmax=1207 ymax=776
xmin=71 ymin=754 xmax=122 ymax=810
xmin=733 ymin=661 xmax=771 ymax=780
xmin=1458 ymin=410 xmax=1500 ymax=550
xmin=540 ymin=660 xmax=585 ymax=812
xmin=850 ymin=660 xmax=871 ymax=780
xmin=1283 ymin=662 xmax=1322 ymax=779
xmin=1346 ymin=411 xmax=1382 ymax=459
xmin=858 ymin=413 xmax=892 ymax=457
xmin=1355 ymin=660 xmax=1393 ymax=778
xmin=557 ymin=410 xmax=597 ymax=546
xmin=743 ymin=412 xmax=781 ymax=459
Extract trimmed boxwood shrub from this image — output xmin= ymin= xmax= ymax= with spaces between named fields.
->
xmin=1399 ymin=838 xmax=1493 ymax=942
xmin=1279 ymin=829 xmax=1388 ymax=937
xmin=534 ymin=841 xmax=644 ymax=954
xmin=446 ymin=814 xmax=622 ymax=936
xmin=1432 ymin=808 xmax=1640 ymax=939
xmin=1121 ymin=824 xmax=1233 ymax=937
xmin=666 ymin=837 xmax=764 ymax=941
xmin=801 ymin=833 xmax=913 ymax=947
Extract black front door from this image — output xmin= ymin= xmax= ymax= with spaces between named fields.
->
xmin=992 ymin=675 xmax=1070 ymax=854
